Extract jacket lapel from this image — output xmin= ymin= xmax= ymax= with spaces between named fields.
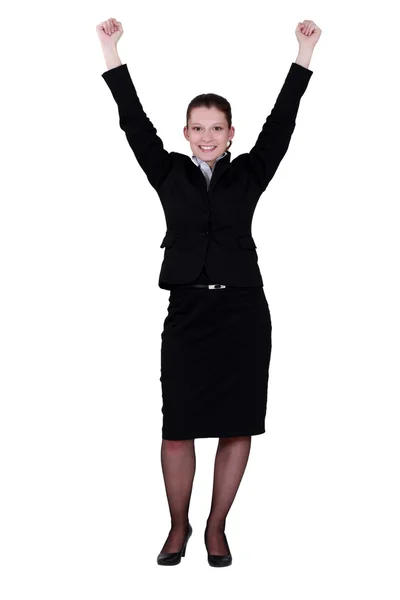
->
xmin=184 ymin=151 xmax=232 ymax=194
xmin=208 ymin=152 xmax=231 ymax=194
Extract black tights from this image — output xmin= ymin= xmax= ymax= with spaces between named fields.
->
xmin=160 ymin=436 xmax=251 ymax=555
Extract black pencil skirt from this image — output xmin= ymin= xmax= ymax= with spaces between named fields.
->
xmin=159 ymin=286 xmax=272 ymax=440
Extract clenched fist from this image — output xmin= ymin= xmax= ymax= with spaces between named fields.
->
xmin=96 ymin=18 xmax=124 ymax=47
xmin=295 ymin=20 xmax=322 ymax=49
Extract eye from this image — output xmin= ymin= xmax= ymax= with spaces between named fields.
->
xmin=192 ymin=126 xmax=222 ymax=131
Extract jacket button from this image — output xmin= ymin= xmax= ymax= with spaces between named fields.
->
xmin=202 ymin=231 xmax=209 ymax=237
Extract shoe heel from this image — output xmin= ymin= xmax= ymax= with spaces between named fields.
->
xmin=182 ymin=523 xmax=192 ymax=557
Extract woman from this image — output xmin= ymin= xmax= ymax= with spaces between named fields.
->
xmin=97 ymin=17 xmax=321 ymax=567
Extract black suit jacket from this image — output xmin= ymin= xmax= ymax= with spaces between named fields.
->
xmin=102 ymin=62 xmax=313 ymax=289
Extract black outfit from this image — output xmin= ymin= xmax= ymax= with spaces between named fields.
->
xmin=102 ymin=62 xmax=313 ymax=440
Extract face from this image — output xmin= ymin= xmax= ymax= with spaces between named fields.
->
xmin=183 ymin=106 xmax=235 ymax=169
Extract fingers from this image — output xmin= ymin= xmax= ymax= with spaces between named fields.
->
xmin=298 ymin=20 xmax=315 ymax=36
xmin=101 ymin=18 xmax=120 ymax=35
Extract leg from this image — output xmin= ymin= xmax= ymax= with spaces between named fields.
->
xmin=205 ymin=435 xmax=252 ymax=555
xmin=159 ymin=438 xmax=196 ymax=553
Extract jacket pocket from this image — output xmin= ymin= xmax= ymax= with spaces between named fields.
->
xmin=237 ymin=235 xmax=257 ymax=249
xmin=160 ymin=232 xmax=176 ymax=248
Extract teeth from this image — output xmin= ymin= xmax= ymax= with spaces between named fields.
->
xmin=200 ymin=146 xmax=216 ymax=150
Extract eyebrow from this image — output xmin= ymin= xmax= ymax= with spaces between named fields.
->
xmin=191 ymin=123 xmax=224 ymax=126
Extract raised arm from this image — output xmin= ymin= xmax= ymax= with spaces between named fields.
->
xmin=97 ymin=18 xmax=173 ymax=191
xmin=248 ymin=21 xmax=321 ymax=192
xmin=248 ymin=61 xmax=313 ymax=191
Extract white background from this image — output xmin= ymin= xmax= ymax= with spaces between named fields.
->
xmin=1 ymin=0 xmax=399 ymax=598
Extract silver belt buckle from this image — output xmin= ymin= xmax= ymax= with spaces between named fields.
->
xmin=208 ymin=283 xmax=226 ymax=289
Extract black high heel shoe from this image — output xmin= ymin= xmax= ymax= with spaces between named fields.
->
xmin=204 ymin=526 xmax=232 ymax=567
xmin=157 ymin=523 xmax=193 ymax=566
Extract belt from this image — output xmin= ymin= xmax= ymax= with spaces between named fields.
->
xmin=172 ymin=283 xmax=259 ymax=291
xmin=182 ymin=283 xmax=227 ymax=289
xmin=171 ymin=283 xmax=258 ymax=290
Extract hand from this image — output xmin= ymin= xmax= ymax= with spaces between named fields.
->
xmin=295 ymin=20 xmax=322 ymax=49
xmin=96 ymin=18 xmax=124 ymax=48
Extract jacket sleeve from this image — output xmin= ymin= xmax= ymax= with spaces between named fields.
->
xmin=102 ymin=64 xmax=173 ymax=191
xmin=248 ymin=62 xmax=313 ymax=191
